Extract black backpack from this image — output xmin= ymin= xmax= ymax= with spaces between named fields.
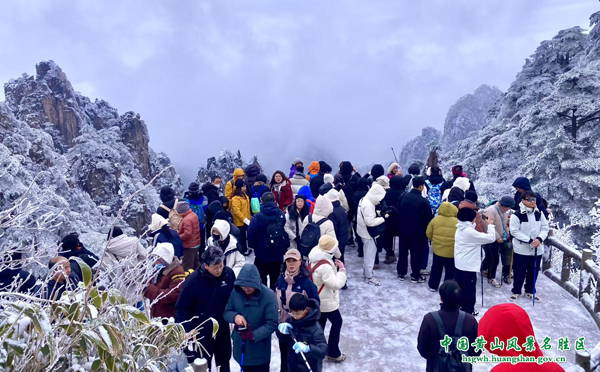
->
xmin=430 ymin=311 xmax=471 ymax=372
xmin=263 ymin=213 xmax=290 ymax=257
xmin=299 ymin=215 xmax=326 ymax=257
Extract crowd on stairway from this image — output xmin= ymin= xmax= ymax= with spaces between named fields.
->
xmin=1 ymin=158 xmax=565 ymax=372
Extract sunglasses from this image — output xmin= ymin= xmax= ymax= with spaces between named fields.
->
xmin=524 ymin=198 xmax=537 ymax=202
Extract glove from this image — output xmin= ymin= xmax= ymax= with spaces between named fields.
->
xmin=278 ymin=323 xmax=293 ymax=335
xmin=237 ymin=324 xmax=254 ymax=341
xmin=293 ymin=342 xmax=310 ymax=354
xmin=243 ymin=218 xmax=251 ymax=226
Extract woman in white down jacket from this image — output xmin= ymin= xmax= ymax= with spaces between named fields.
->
xmin=206 ymin=219 xmax=245 ymax=277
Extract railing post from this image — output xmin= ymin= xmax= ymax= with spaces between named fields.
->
xmin=562 ymin=254 xmax=572 ymax=284
xmin=192 ymin=358 xmax=208 ymax=372
xmin=581 ymin=249 xmax=594 ymax=301
xmin=576 ymin=349 xmax=591 ymax=372
xmin=543 ymin=246 xmax=552 ymax=272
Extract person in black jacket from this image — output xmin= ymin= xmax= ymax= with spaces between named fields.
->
xmin=175 ymin=246 xmax=235 ymax=370
xmin=0 ymin=251 xmax=37 ymax=294
xmin=202 ymin=175 xmax=222 ymax=205
xmin=248 ymin=192 xmax=290 ymax=290
xmin=417 ymin=280 xmax=480 ymax=372
xmin=336 ymin=161 xmax=359 ymax=247
xmin=278 ymin=295 xmax=328 ymax=372
xmin=310 ymin=163 xmax=332 ymax=199
xmin=325 ymin=188 xmax=349 ymax=263
xmin=58 ymin=234 xmax=99 ymax=268
xmin=512 ymin=177 xmax=549 ymax=218
xmin=397 ymin=177 xmax=433 ymax=283
xmin=381 ymin=175 xmax=406 ymax=264
xmin=352 ymin=177 xmax=370 ymax=258
xmin=157 ymin=185 xmax=178 ymax=220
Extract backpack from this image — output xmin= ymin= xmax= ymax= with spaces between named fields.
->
xmin=426 ymin=180 xmax=443 ymax=216
xmin=188 ymin=198 xmax=207 ymax=225
xmin=263 ymin=213 xmax=290 ymax=256
xmin=160 ymin=199 xmax=183 ymax=231
xmin=251 ymin=185 xmax=266 ymax=214
xmin=299 ymin=215 xmax=326 ymax=257
xmin=307 ymin=259 xmax=333 ymax=294
xmin=430 ymin=310 xmax=471 ymax=372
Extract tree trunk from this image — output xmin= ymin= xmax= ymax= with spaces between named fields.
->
xmin=572 ymin=116 xmax=578 ymax=140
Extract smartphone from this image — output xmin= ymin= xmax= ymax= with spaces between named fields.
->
xmin=238 ymin=325 xmax=247 ymax=331
xmin=482 ymin=215 xmax=489 ymax=221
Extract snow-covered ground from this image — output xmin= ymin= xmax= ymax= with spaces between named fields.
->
xmin=223 ymin=243 xmax=600 ymax=371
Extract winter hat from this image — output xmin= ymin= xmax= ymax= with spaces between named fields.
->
xmin=293 ymin=158 xmax=303 ymax=166
xmin=295 ymin=165 xmax=305 ymax=174
xmin=319 ymin=182 xmax=334 ymax=196
xmin=160 ymin=186 xmax=175 ymax=202
xmin=453 ymin=177 xmax=471 ymax=192
xmin=370 ymin=164 xmax=385 ymax=179
xmin=390 ymin=175 xmax=405 ymax=190
xmin=149 ymin=214 xmax=169 ymax=231
xmin=376 ymin=175 xmax=390 ymax=189
xmin=212 ymin=220 xmax=231 ymax=240
xmin=408 ymin=163 xmax=420 ymax=176
xmin=387 ymin=162 xmax=400 ymax=175
xmin=320 ymin=163 xmax=333 ymax=174
xmin=412 ymin=176 xmax=426 ymax=189
xmin=256 ymin=174 xmax=268 ymax=183
xmin=175 ymin=200 xmax=190 ymax=213
xmin=318 ymin=235 xmax=338 ymax=254
xmin=356 ymin=177 xmax=370 ymax=191
xmin=151 ymin=243 xmax=174 ymax=265
xmin=457 ymin=208 xmax=477 ymax=222
xmin=324 ymin=174 xmax=334 ymax=184
xmin=61 ymin=234 xmax=79 ymax=251
xmin=512 ymin=177 xmax=532 ymax=191
xmin=107 ymin=226 xmax=123 ymax=240
xmin=499 ymin=195 xmax=515 ymax=208
xmin=188 ymin=182 xmax=200 ymax=194
xmin=235 ymin=179 xmax=245 ymax=189
xmin=452 ymin=165 xmax=463 ymax=178
xmin=295 ymin=194 xmax=307 ymax=202
xmin=340 ymin=161 xmax=353 ymax=176
xmin=202 ymin=246 xmax=225 ymax=266
xmin=284 ymin=248 xmax=302 ymax=261
xmin=465 ymin=190 xmax=478 ymax=203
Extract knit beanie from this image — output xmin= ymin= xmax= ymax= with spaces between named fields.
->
xmin=235 ymin=179 xmax=245 ymax=189
xmin=293 ymin=158 xmax=303 ymax=166
xmin=160 ymin=186 xmax=175 ymax=202
xmin=499 ymin=195 xmax=515 ymax=208
xmin=318 ymin=235 xmax=338 ymax=254
xmin=295 ymin=194 xmax=307 ymax=202
xmin=408 ymin=163 xmax=421 ymax=176
xmin=175 ymin=201 xmax=190 ymax=213
xmin=256 ymin=174 xmax=268 ymax=183
xmin=457 ymin=208 xmax=477 ymax=222
xmin=452 ymin=165 xmax=463 ymax=178
xmin=465 ymin=190 xmax=478 ymax=203
xmin=151 ymin=243 xmax=174 ymax=265
xmin=320 ymin=163 xmax=333 ymax=174
xmin=371 ymin=164 xmax=385 ymax=179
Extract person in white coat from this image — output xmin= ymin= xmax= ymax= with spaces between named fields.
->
xmin=509 ymin=190 xmax=550 ymax=302
xmin=207 ymin=220 xmax=245 ymax=277
xmin=284 ymin=194 xmax=311 ymax=250
xmin=300 ymin=195 xmax=337 ymax=241
xmin=454 ymin=208 xmax=496 ymax=316
xmin=308 ymin=235 xmax=347 ymax=363
xmin=324 ymin=174 xmax=349 ymax=212
xmin=356 ymin=183 xmax=386 ymax=286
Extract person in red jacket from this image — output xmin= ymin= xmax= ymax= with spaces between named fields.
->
xmin=177 ymin=201 xmax=202 ymax=271
xmin=144 ymin=243 xmax=186 ymax=318
xmin=270 ymin=170 xmax=294 ymax=211
xmin=478 ymin=303 xmax=565 ymax=371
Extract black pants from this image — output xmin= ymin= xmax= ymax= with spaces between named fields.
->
xmin=454 ymin=268 xmax=477 ymax=314
xmin=397 ymin=234 xmax=423 ymax=279
xmin=382 ymin=231 xmax=395 ymax=258
xmin=348 ymin=216 xmax=355 ymax=245
xmin=254 ymin=258 xmax=282 ymax=291
xmin=241 ymin=364 xmax=269 ymax=372
xmin=238 ymin=224 xmax=248 ymax=254
xmin=318 ymin=309 xmax=343 ymax=358
xmin=354 ymin=220 xmax=364 ymax=256
xmin=421 ymin=240 xmax=429 ymax=270
xmin=428 ymin=254 xmax=454 ymax=290
xmin=512 ymin=252 xmax=541 ymax=295
xmin=189 ymin=321 xmax=231 ymax=372
xmin=279 ymin=338 xmax=288 ymax=372
xmin=484 ymin=242 xmax=501 ymax=280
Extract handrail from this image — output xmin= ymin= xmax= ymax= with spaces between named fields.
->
xmin=543 ymin=232 xmax=599 ymax=371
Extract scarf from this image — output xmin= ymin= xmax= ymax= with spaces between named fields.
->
xmin=284 ymin=268 xmax=300 ymax=285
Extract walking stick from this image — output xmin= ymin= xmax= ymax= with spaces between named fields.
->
xmin=508 ymin=244 xmax=514 ymax=285
xmin=241 ymin=340 xmax=246 ymax=371
xmin=289 ymin=329 xmax=313 ymax=372
xmin=481 ymin=245 xmax=484 ymax=308
xmin=391 ymin=147 xmax=399 ymax=164
xmin=533 ymin=245 xmax=538 ymax=307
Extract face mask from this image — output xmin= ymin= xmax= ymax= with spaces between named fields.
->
xmin=212 ymin=234 xmax=221 ymax=242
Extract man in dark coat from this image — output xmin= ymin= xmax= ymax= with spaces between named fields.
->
xmin=245 ymin=164 xmax=262 ymax=196
xmin=58 ymin=234 xmax=99 ymax=268
xmin=512 ymin=177 xmax=549 ymax=218
xmin=175 ymin=246 xmax=235 ymax=371
xmin=381 ymin=175 xmax=405 ymax=264
xmin=202 ymin=175 xmax=222 ymax=205
xmin=397 ymin=177 xmax=433 ymax=283
xmin=336 ymin=161 xmax=359 ymax=246
xmin=417 ymin=280 xmax=480 ymax=372
xmin=310 ymin=163 xmax=332 ymax=199
xmin=247 ymin=192 xmax=289 ymax=290
xmin=157 ymin=185 xmax=177 ymax=219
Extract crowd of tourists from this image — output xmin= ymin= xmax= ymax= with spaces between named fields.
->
xmin=0 ymin=159 xmax=562 ymax=371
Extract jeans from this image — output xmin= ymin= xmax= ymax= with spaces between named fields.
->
xmin=428 ymin=254 xmax=455 ymax=290
xmin=319 ymin=309 xmax=343 ymax=358
xmin=363 ymin=238 xmax=377 ymax=279
xmin=454 ymin=268 xmax=477 ymax=314
xmin=484 ymin=242 xmax=501 ymax=280
xmin=397 ymin=234 xmax=424 ymax=279
xmin=254 ymin=258 xmax=282 ymax=291
xmin=511 ymin=252 xmax=541 ymax=295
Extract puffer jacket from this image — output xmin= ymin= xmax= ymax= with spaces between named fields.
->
xmin=231 ymin=194 xmax=251 ymax=227
xmin=510 ymin=203 xmax=549 ymax=256
xmin=443 ymin=177 xmax=470 ymax=204
xmin=357 ymin=184 xmax=386 ymax=240
xmin=459 ymin=200 xmax=488 ymax=233
xmin=272 ymin=180 xmax=294 ymax=211
xmin=306 ymin=161 xmax=320 ymax=181
xmin=454 ymin=221 xmax=496 ymax=272
xmin=426 ymin=202 xmax=458 ymax=258
xmin=103 ymin=235 xmax=147 ymax=270
xmin=300 ymin=196 xmax=337 ymax=241
xmin=178 ymin=210 xmax=201 ymax=248
xmin=308 ymin=246 xmax=346 ymax=313
xmin=290 ymin=174 xmax=310 ymax=196
xmin=248 ymin=201 xmax=289 ymax=262
xmin=144 ymin=257 xmax=186 ymax=318
xmin=284 ymin=205 xmax=310 ymax=250
xmin=275 ymin=270 xmax=319 ymax=323
xmin=225 ymin=168 xmax=245 ymax=205
xmin=245 ymin=164 xmax=261 ymax=188
xmin=207 ymin=220 xmax=245 ymax=276
xmin=483 ymin=202 xmax=511 ymax=241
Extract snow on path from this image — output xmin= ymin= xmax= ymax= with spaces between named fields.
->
xmin=226 ymin=244 xmax=600 ymax=371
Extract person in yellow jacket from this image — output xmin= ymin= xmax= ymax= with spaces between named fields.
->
xmin=231 ymin=179 xmax=252 ymax=255
xmin=225 ymin=168 xmax=246 ymax=208
xmin=426 ymin=202 xmax=458 ymax=292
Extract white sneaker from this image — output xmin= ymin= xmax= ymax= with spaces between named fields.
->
xmin=510 ymin=294 xmax=519 ymax=301
xmin=365 ymin=277 xmax=382 ymax=286
xmin=420 ymin=269 xmax=430 ymax=276
xmin=526 ymin=293 xmax=540 ymax=302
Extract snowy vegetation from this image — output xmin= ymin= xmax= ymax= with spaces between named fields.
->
xmin=195 ymin=148 xmax=263 ymax=185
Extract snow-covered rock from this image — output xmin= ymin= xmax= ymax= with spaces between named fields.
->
xmin=398 ymin=127 xmax=442 ymax=173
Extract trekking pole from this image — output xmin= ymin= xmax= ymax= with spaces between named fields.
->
xmin=241 ymin=339 xmax=246 ymax=371
xmin=508 ymin=246 xmax=514 ymax=285
xmin=481 ymin=245 xmax=484 ymax=308
xmin=533 ymin=246 xmax=538 ymax=307
xmin=391 ymin=147 xmax=399 ymax=164
xmin=289 ymin=329 xmax=314 ymax=372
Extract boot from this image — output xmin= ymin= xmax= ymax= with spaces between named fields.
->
xmin=384 ymin=255 xmax=397 ymax=264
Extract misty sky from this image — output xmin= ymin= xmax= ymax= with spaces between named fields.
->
xmin=0 ymin=1 xmax=598 ymax=185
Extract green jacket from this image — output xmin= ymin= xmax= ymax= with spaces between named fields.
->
xmin=426 ymin=202 xmax=458 ymax=258
xmin=224 ymin=264 xmax=278 ymax=366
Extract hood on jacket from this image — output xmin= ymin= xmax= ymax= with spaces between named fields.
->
xmin=453 ymin=177 xmax=471 ymax=192
xmin=233 ymin=168 xmax=246 ymax=179
xmin=478 ymin=303 xmax=543 ymax=358
xmin=340 ymin=161 xmax=353 ymax=176
xmin=376 ymin=175 xmax=390 ymax=189
xmin=208 ymin=199 xmax=224 ymax=215
xmin=149 ymin=214 xmax=169 ymax=232
xmin=387 ymin=162 xmax=400 ymax=175
xmin=427 ymin=174 xmax=445 ymax=186
xmin=319 ymin=182 xmax=334 ymax=196
xmin=371 ymin=164 xmax=385 ymax=179
xmin=150 ymin=242 xmax=174 ymax=265
xmin=390 ymin=175 xmax=405 ymax=190
xmin=160 ymin=186 xmax=175 ymax=202
xmin=325 ymin=189 xmax=340 ymax=203
xmin=459 ymin=200 xmax=479 ymax=211
xmin=366 ymin=183 xmax=386 ymax=205
xmin=260 ymin=201 xmax=282 ymax=218
xmin=212 ymin=220 xmax=231 ymax=240
xmin=234 ymin=264 xmax=263 ymax=291
xmin=438 ymin=202 xmax=458 ymax=218
xmin=313 ymin=196 xmax=334 ymax=218
xmin=324 ymin=174 xmax=334 ymax=184
xmin=356 ymin=177 xmax=370 ymax=192
xmin=308 ymin=161 xmax=320 ymax=175
xmin=298 ymin=185 xmax=315 ymax=202
xmin=288 ymin=298 xmax=321 ymax=327
xmin=456 ymin=220 xmax=476 ymax=231
xmin=512 ymin=177 xmax=532 ymax=191
xmin=408 ymin=163 xmax=420 ymax=176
